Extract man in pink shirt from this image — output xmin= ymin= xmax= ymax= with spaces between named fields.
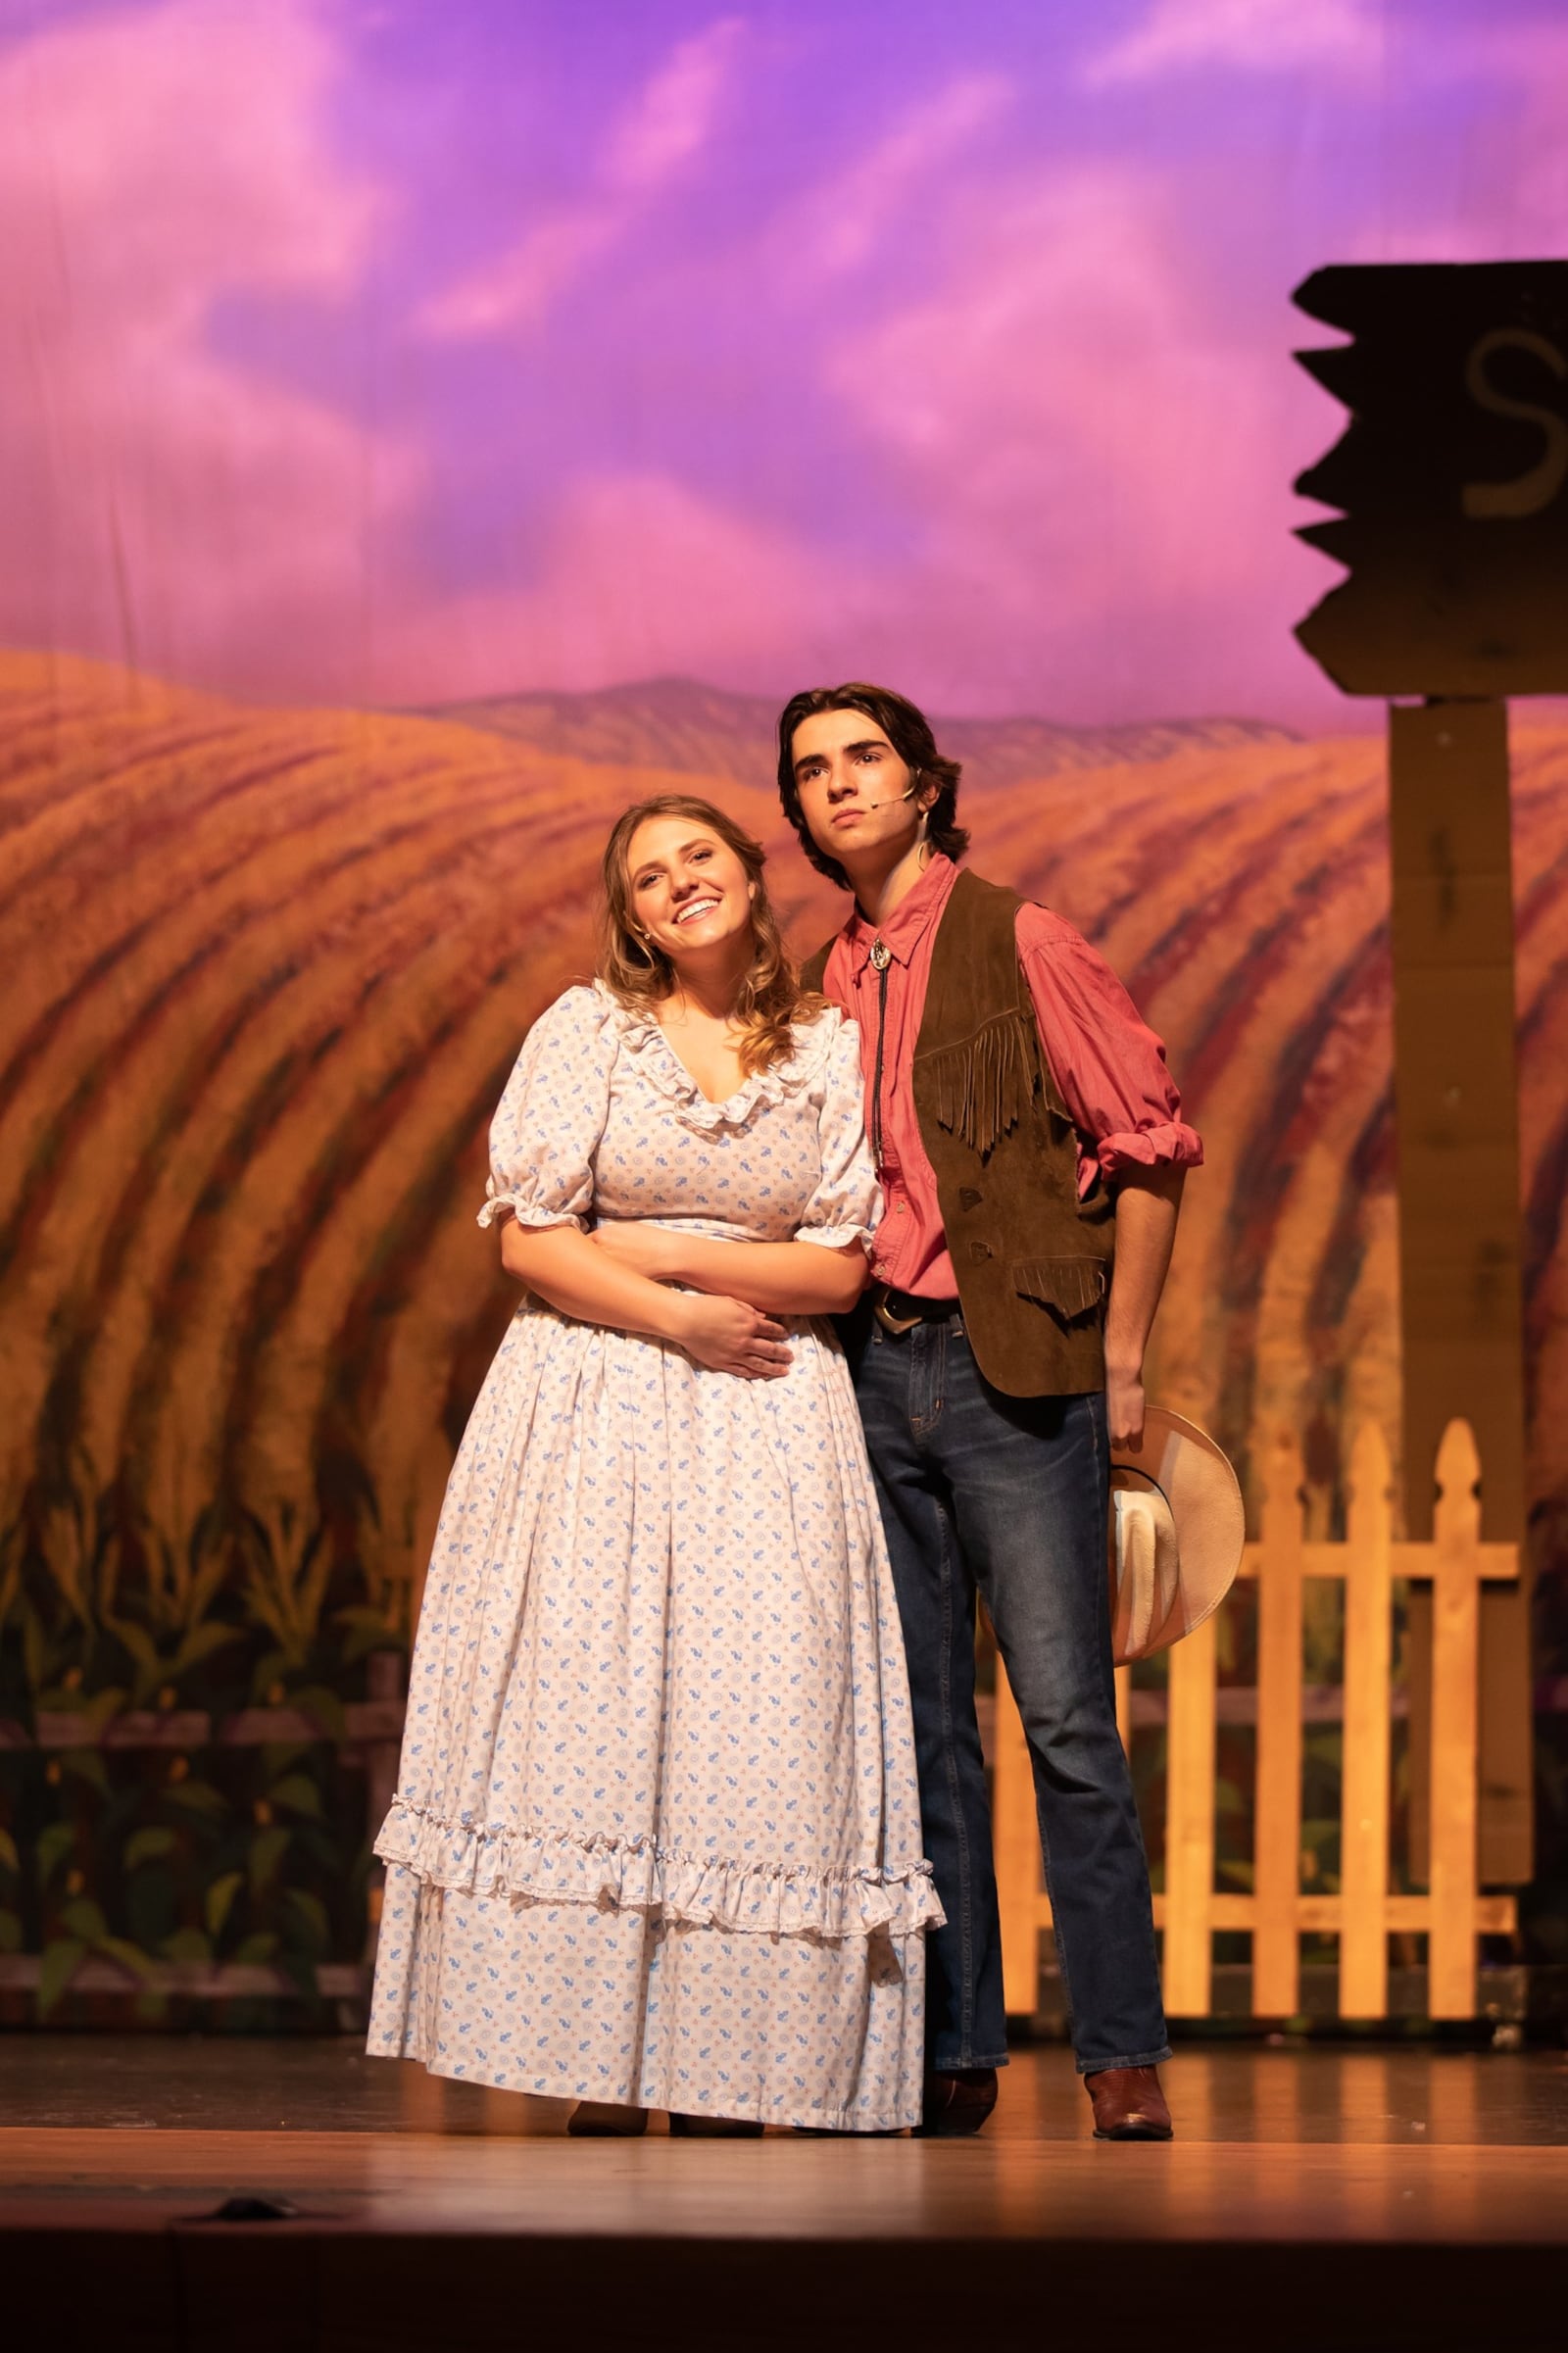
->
xmin=779 ymin=682 xmax=1201 ymax=2140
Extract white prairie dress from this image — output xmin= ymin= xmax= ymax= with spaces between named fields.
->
xmin=367 ymin=982 xmax=940 ymax=2131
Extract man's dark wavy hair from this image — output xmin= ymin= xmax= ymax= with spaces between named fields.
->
xmin=775 ymin=681 xmax=969 ymax=891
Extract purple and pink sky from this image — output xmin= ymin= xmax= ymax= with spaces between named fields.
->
xmin=4 ymin=0 xmax=1567 ymax=725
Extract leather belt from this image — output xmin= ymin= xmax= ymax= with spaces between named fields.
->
xmin=871 ymin=1283 xmax=962 ymax=1336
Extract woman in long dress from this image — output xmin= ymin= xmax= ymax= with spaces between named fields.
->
xmin=367 ymin=793 xmax=939 ymax=2132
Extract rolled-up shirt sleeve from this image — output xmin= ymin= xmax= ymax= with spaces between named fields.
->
xmin=1014 ymin=905 xmax=1203 ymax=1196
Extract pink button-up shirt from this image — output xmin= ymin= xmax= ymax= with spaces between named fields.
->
xmin=818 ymin=856 xmax=1203 ymax=1299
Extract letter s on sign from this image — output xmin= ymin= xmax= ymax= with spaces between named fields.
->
xmin=1461 ymin=327 xmax=1568 ymax=519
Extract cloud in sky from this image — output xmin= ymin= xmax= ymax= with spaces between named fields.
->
xmin=420 ymin=14 xmax=744 ymax=338
xmin=819 ymin=159 xmax=1325 ymax=713
xmin=0 ymin=0 xmax=417 ymax=696
xmin=771 ymin=72 xmax=1010 ymax=284
xmin=375 ymin=468 xmax=835 ymax=703
xmin=3 ymin=0 xmax=1568 ymax=722
xmin=605 ymin=13 xmax=745 ymax=191
xmin=1086 ymin=0 xmax=1383 ymax=86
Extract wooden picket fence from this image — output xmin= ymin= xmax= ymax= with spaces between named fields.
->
xmin=993 ymin=1419 xmax=1520 ymax=2021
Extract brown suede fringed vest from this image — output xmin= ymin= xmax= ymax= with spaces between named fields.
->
xmin=803 ymin=867 xmax=1114 ymax=1397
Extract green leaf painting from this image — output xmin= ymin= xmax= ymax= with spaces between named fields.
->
xmin=0 ymin=1471 xmax=408 ymax=2023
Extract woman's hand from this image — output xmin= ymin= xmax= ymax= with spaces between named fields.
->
xmin=669 ymin=1294 xmax=793 ymax=1379
xmin=588 ymin=1221 xmax=682 ymax=1281
xmin=499 ymin=1218 xmax=791 ymax=1373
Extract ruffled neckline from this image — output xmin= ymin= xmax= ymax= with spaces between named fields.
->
xmin=594 ymin=981 xmax=842 ymax=1133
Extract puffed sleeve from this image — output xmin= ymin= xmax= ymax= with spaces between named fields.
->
xmin=476 ymin=985 xmax=617 ymax=1234
xmin=794 ymin=1008 xmax=882 ymax=1254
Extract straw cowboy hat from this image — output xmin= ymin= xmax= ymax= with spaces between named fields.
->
xmin=1109 ymin=1407 xmax=1245 ymax=1665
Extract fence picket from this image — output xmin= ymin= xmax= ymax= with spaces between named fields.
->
xmin=1162 ymin=1609 xmax=1217 ymax=2014
xmin=1340 ymin=1422 xmax=1394 ymax=2017
xmin=1253 ymin=1433 xmax=1305 ymax=2016
xmin=1429 ymin=1419 xmax=1482 ymax=2017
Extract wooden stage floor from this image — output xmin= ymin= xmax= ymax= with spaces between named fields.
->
xmin=3 ymin=2039 xmax=1565 ymax=2351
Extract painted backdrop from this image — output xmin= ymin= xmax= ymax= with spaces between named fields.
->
xmin=2 ymin=0 xmax=1567 ymax=2014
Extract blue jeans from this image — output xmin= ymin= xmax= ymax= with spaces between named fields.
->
xmin=851 ymin=1309 xmax=1169 ymax=2077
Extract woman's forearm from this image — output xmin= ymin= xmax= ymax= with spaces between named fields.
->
xmin=666 ymin=1234 xmax=869 ymax=1315
xmin=501 ymin=1221 xmax=691 ymax=1342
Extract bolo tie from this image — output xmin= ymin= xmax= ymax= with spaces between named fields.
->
xmin=868 ymin=936 xmax=892 ymax=1170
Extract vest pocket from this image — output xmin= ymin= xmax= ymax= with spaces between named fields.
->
xmin=1011 ymin=1256 xmax=1107 ymax=1324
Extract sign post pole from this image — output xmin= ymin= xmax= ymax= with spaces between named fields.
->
xmin=1387 ymin=699 xmax=1533 ymax=1882
xmin=1387 ymin=696 xmax=1525 ymax=1545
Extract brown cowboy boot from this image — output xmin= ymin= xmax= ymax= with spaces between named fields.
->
xmin=915 ymin=2066 xmax=999 ymax=2137
xmin=1085 ymin=2065 xmax=1173 ymax=2140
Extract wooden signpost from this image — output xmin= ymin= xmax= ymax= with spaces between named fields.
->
xmin=1293 ymin=262 xmax=1565 ymax=1885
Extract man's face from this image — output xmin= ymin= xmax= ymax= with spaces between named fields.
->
xmin=790 ymin=710 xmax=930 ymax=869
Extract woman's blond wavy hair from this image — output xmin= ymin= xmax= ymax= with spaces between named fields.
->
xmin=598 ymin=794 xmax=822 ymax=1076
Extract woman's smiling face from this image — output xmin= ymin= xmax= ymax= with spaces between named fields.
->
xmin=626 ymin=814 xmax=757 ymax=969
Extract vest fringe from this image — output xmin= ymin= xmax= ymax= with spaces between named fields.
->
xmin=1011 ymin=1256 xmax=1107 ymax=1320
xmin=920 ymin=1013 xmax=1034 ymax=1158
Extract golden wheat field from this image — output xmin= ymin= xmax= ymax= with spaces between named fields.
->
xmin=3 ymin=648 xmax=1566 ymax=1631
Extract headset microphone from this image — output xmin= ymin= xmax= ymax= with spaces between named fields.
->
xmin=861 ymin=780 xmax=922 ymax=811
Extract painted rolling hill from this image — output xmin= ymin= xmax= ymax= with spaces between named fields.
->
xmin=3 ymin=648 xmax=1566 ymax=1637
xmin=431 ymin=677 xmax=1298 ymax=795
